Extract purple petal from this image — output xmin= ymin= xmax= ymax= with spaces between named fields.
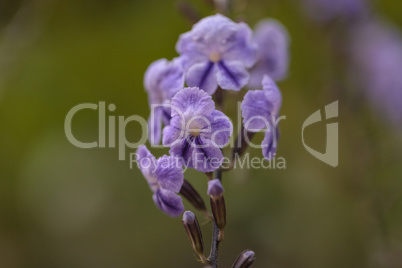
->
xmin=144 ymin=58 xmax=184 ymax=104
xmin=153 ymin=189 xmax=184 ymax=217
xmin=186 ymin=61 xmax=218 ymax=94
xmin=248 ymin=19 xmax=289 ymax=88
xmin=261 ymin=127 xmax=279 ymax=161
xmin=176 ymin=32 xmax=209 ymax=68
xmin=148 ymin=107 xmax=163 ymax=145
xmin=203 ymin=110 xmax=233 ymax=147
xmin=162 ymin=116 xmax=185 ymax=146
xmin=144 ymin=59 xmax=167 ymax=101
xmin=155 ymin=155 xmax=184 ymax=193
xmin=169 ymin=137 xmax=196 ymax=168
xmin=177 ymin=14 xmax=235 ymax=56
xmin=262 ymin=75 xmax=282 ymax=116
xmin=222 ymin=22 xmax=258 ymax=68
xmin=217 ymin=61 xmax=249 ymax=91
xmin=160 ymin=58 xmax=186 ymax=99
xmin=136 ymin=146 xmax=157 ymax=189
xmin=171 ymin=87 xmax=215 ymax=118
xmin=241 ymin=90 xmax=272 ymax=132
xmin=192 ymin=136 xmax=224 ymax=172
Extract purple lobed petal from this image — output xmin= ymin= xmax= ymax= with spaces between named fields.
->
xmin=248 ymin=19 xmax=290 ymax=88
xmin=204 ymin=110 xmax=233 ymax=147
xmin=147 ymin=107 xmax=163 ymax=145
xmin=155 ymin=155 xmax=184 ymax=193
xmin=262 ymin=75 xmax=282 ymax=116
xmin=170 ymin=87 xmax=215 ymax=118
xmin=241 ymin=75 xmax=282 ymax=132
xmin=222 ymin=22 xmax=258 ymax=68
xmin=136 ymin=145 xmax=158 ymax=191
xmin=261 ymin=126 xmax=279 ymax=161
xmin=162 ymin=116 xmax=186 ymax=147
xmin=241 ymin=90 xmax=272 ymax=132
xmin=169 ymin=137 xmax=196 ymax=168
xmin=216 ymin=60 xmax=250 ymax=91
xmin=153 ymin=188 xmax=184 ymax=217
xmin=192 ymin=136 xmax=224 ymax=172
xmin=186 ymin=61 xmax=218 ymax=94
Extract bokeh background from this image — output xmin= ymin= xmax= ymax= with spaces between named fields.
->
xmin=1 ymin=0 xmax=402 ymax=267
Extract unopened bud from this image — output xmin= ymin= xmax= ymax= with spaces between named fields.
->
xmin=207 ymin=179 xmax=224 ymax=198
xmin=232 ymin=250 xmax=255 ymax=268
xmin=180 ymin=179 xmax=209 ymax=217
xmin=208 ymin=179 xmax=226 ymax=241
xmin=182 ymin=211 xmax=207 ymax=263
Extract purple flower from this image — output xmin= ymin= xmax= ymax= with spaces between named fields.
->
xmin=176 ymin=14 xmax=258 ymax=94
xmin=301 ymin=0 xmax=367 ymax=22
xmin=163 ymin=87 xmax=233 ymax=172
xmin=241 ymin=75 xmax=282 ymax=160
xmin=136 ymin=145 xmax=184 ymax=217
xmin=350 ymin=19 xmax=402 ymax=125
xmin=144 ymin=58 xmax=185 ymax=145
xmin=248 ymin=19 xmax=290 ymax=88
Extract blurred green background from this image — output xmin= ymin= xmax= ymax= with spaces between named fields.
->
xmin=1 ymin=0 xmax=402 ymax=267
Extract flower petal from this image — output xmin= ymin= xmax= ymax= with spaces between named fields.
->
xmin=261 ymin=127 xmax=279 ymax=161
xmin=217 ymin=61 xmax=249 ymax=91
xmin=169 ymin=137 xmax=196 ymax=168
xmin=222 ymin=22 xmax=258 ymax=68
xmin=241 ymin=90 xmax=272 ymax=132
xmin=192 ymin=136 xmax=224 ymax=172
xmin=186 ymin=61 xmax=218 ymax=94
xmin=248 ymin=19 xmax=289 ymax=88
xmin=148 ymin=107 xmax=163 ymax=145
xmin=262 ymin=75 xmax=282 ymax=116
xmin=153 ymin=189 xmax=184 ymax=217
xmin=162 ymin=116 xmax=186 ymax=146
xmin=171 ymin=87 xmax=215 ymax=118
xmin=203 ymin=110 xmax=233 ymax=147
xmin=136 ymin=146 xmax=158 ymax=190
xmin=144 ymin=58 xmax=185 ymax=104
xmin=159 ymin=58 xmax=186 ymax=99
xmin=155 ymin=155 xmax=184 ymax=193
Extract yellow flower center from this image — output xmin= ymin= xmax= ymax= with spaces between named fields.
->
xmin=209 ymin=51 xmax=221 ymax=63
xmin=189 ymin=128 xmax=201 ymax=137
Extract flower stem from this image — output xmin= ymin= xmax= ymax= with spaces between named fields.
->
xmin=209 ymin=218 xmax=221 ymax=268
xmin=208 ymin=170 xmax=223 ymax=267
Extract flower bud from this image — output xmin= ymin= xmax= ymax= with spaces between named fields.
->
xmin=208 ymin=179 xmax=226 ymax=241
xmin=231 ymin=250 xmax=255 ymax=268
xmin=207 ymin=179 xmax=224 ymax=198
xmin=180 ymin=179 xmax=209 ymax=217
xmin=182 ymin=211 xmax=207 ymax=263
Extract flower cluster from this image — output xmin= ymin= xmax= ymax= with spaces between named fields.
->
xmin=137 ymin=12 xmax=288 ymax=268
xmin=139 ymin=13 xmax=287 ymax=217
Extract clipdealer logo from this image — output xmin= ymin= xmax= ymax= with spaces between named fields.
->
xmin=302 ymin=101 xmax=339 ymax=167
xmin=64 ymin=100 xmax=339 ymax=167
